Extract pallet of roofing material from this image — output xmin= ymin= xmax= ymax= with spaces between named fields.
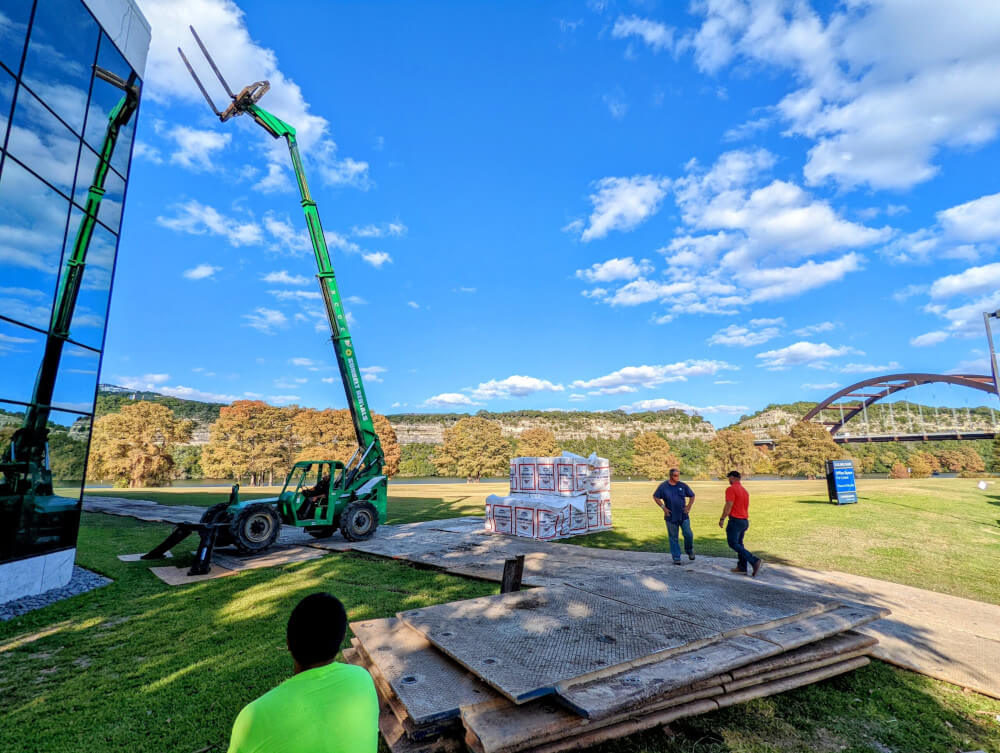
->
xmin=485 ymin=493 xmax=584 ymax=539
xmin=510 ymin=453 xmax=609 ymax=496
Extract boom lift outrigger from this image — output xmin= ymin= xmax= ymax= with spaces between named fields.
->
xmin=1 ymin=68 xmax=140 ymax=560
xmin=143 ymin=29 xmax=387 ymax=574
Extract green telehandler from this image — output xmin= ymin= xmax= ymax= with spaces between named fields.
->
xmin=142 ymin=29 xmax=387 ymax=573
xmin=0 ymin=67 xmax=140 ymax=562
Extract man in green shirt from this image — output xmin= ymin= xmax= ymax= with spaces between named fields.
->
xmin=227 ymin=592 xmax=379 ymax=753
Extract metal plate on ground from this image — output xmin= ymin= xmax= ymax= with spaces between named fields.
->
xmin=399 ymin=586 xmax=720 ymax=703
xmin=351 ymin=618 xmax=496 ymax=725
xmin=567 ymin=568 xmax=839 ymax=636
xmin=749 ymin=604 xmax=888 ymax=650
xmin=556 ymin=634 xmax=781 ymax=718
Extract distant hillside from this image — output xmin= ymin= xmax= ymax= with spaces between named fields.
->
xmin=95 ymin=384 xmax=225 ymax=444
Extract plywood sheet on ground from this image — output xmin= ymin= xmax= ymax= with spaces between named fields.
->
xmin=148 ymin=545 xmax=325 ymax=585
xmin=351 ymin=617 xmax=495 ymax=725
xmin=567 ymin=568 xmax=839 ymax=636
xmin=399 ymin=586 xmax=720 ymax=703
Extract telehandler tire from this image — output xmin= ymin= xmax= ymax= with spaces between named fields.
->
xmin=230 ymin=503 xmax=281 ymax=554
xmin=339 ymin=500 xmax=378 ymax=541
xmin=201 ymin=503 xmax=234 ymax=547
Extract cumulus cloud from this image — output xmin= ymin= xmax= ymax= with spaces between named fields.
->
xmin=263 ymin=269 xmax=310 ymax=285
xmin=183 ymin=263 xmax=220 ymax=280
xmin=841 ymin=361 xmax=902 ymax=374
xmin=166 ymin=126 xmax=230 ymax=171
xmin=362 ymin=251 xmax=392 ymax=268
xmin=243 ymin=307 xmax=288 ymax=333
xmin=756 ymin=342 xmax=857 ymax=370
xmin=708 ymin=319 xmax=783 ymax=347
xmin=612 ymin=15 xmax=675 ymax=52
xmin=361 ymin=366 xmax=386 ymax=382
xmin=572 ymin=360 xmax=737 ymax=394
xmin=619 ymin=398 xmax=748 ymax=414
xmin=424 ymin=392 xmax=479 ymax=407
xmin=576 ymin=175 xmax=671 ymax=241
xmin=575 ymin=257 xmax=653 ymax=283
xmin=468 ymin=375 xmax=565 ymax=401
xmin=157 ymin=200 xmax=263 ymax=246
xmin=910 ymin=331 xmax=949 ymax=347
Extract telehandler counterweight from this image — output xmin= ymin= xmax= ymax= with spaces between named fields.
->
xmin=144 ymin=29 xmax=387 ymax=573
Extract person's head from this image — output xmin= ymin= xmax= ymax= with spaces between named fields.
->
xmin=286 ymin=592 xmax=347 ymax=673
xmin=668 ymin=468 xmax=680 ymax=483
xmin=727 ymin=470 xmax=741 ymax=485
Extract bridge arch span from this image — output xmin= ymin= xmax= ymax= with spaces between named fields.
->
xmin=803 ymin=373 xmax=998 ymax=436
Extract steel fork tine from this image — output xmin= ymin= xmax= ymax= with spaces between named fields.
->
xmin=189 ymin=25 xmax=236 ymax=100
xmin=178 ymin=46 xmax=222 ymax=117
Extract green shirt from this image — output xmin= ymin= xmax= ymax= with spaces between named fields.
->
xmin=227 ymin=662 xmax=379 ymax=753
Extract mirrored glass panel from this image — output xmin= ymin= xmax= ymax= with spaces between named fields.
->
xmin=7 ymin=85 xmax=80 ymax=195
xmin=0 ymin=156 xmax=69 ymax=325
xmin=0 ymin=68 xmax=14 ymax=144
xmin=52 ymin=344 xmax=99 ymax=414
xmin=0 ymin=0 xmax=33 ymax=74
xmin=20 ymin=0 xmax=97 ymax=134
xmin=73 ymin=145 xmax=124 ymax=232
xmin=0 ymin=318 xmax=45 ymax=404
xmin=58 ymin=208 xmax=116 ymax=348
xmin=86 ymin=33 xmax=138 ymax=178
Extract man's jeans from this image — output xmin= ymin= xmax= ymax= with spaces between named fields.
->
xmin=726 ymin=517 xmax=759 ymax=573
xmin=665 ymin=517 xmax=693 ymax=561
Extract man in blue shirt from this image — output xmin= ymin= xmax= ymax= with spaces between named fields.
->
xmin=653 ymin=468 xmax=696 ymax=564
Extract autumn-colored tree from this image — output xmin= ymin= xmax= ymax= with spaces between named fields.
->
xmin=908 ymin=452 xmax=936 ymax=478
xmin=937 ymin=450 xmax=965 ymax=472
xmin=772 ymin=421 xmax=842 ymax=478
xmin=753 ymin=448 xmax=776 ymax=475
xmin=202 ymin=401 xmax=297 ymax=486
xmin=707 ymin=429 xmax=759 ymax=478
xmin=434 ymin=417 xmax=511 ymax=480
xmin=960 ymin=447 xmax=986 ymax=473
xmin=632 ymin=432 xmax=681 ymax=480
xmin=993 ymin=437 xmax=1000 ymax=472
xmin=889 ymin=462 xmax=910 ymax=479
xmin=516 ymin=427 xmax=560 ymax=458
xmin=87 ymin=402 xmax=193 ymax=487
xmin=292 ymin=409 xmax=400 ymax=478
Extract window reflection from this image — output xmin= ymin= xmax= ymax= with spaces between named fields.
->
xmin=7 ymin=86 xmax=81 ymax=194
xmin=0 ymin=318 xmax=46 ymax=404
xmin=72 ymin=146 xmax=125 ymax=232
xmin=21 ymin=0 xmax=97 ymax=134
xmin=0 ymin=0 xmax=33 ymax=74
xmin=87 ymin=32 xmax=139 ymax=178
xmin=0 ymin=69 xmax=14 ymax=144
xmin=52 ymin=344 xmax=100 ymax=414
xmin=0 ymin=156 xmax=69 ymax=322
xmin=59 ymin=208 xmax=116 ymax=348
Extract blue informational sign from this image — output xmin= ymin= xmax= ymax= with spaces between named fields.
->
xmin=826 ymin=459 xmax=858 ymax=505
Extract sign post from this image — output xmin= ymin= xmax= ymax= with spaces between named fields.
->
xmin=825 ymin=459 xmax=858 ymax=505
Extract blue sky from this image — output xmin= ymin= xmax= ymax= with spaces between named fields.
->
xmin=102 ymin=0 xmax=1000 ymax=426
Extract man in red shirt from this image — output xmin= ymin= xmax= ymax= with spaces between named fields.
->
xmin=718 ymin=470 xmax=762 ymax=577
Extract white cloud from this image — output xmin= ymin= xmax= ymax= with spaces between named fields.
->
xmin=619 ymin=398 xmax=748 ymax=414
xmin=115 ymin=374 xmax=237 ymax=403
xmin=756 ymin=342 xmax=857 ymax=370
xmin=424 ymin=392 xmax=479 ymax=407
xmin=362 ymin=251 xmax=392 ymax=268
xmin=612 ymin=15 xmax=675 ymax=53
xmin=351 ymin=222 xmax=407 ymax=238
xmin=243 ymin=307 xmax=288 ymax=333
xmin=345 ymin=295 xmax=367 ymax=305
xmin=714 ymin=379 xmax=738 ymax=385
xmin=269 ymin=289 xmax=321 ymax=301
xmin=166 ymin=126 xmax=230 ymax=171
xmin=157 ymin=200 xmax=263 ymax=246
xmin=910 ymin=331 xmax=949 ymax=347
xmin=577 ymin=175 xmax=671 ymax=241
xmin=253 ymin=163 xmax=292 ymax=193
xmin=575 ymin=257 xmax=653 ymax=283
xmin=361 ymin=366 xmax=386 ymax=383
xmin=468 ymin=375 xmax=565 ymax=401
xmin=802 ymin=382 xmax=841 ymax=391
xmin=572 ymin=360 xmax=737 ymax=394
xmin=263 ymin=269 xmax=310 ymax=285
xmin=133 ymin=140 xmax=163 ymax=164
xmin=268 ymin=395 xmax=301 ymax=404
xmin=937 ymin=192 xmax=1000 ymax=243
xmin=183 ymin=263 xmax=221 ymax=280
xmin=406 ymin=301 xmax=420 ymax=309
xmin=708 ymin=320 xmax=783 ymax=347
xmin=841 ymin=362 xmax=901 ymax=374
xmin=568 ymin=394 xmax=587 ymax=402
xmin=930 ymin=262 xmax=1000 ymax=300
xmin=602 ymin=90 xmax=628 ymax=120
xmin=793 ymin=321 xmax=836 ymax=336
xmin=141 ymin=0 xmax=370 ymax=189
xmin=290 ymin=357 xmax=316 ymax=367
xmin=685 ymin=1 xmax=1000 ymax=192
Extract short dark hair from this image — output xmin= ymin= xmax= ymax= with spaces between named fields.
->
xmin=669 ymin=468 xmax=679 ymax=476
xmin=287 ymin=592 xmax=347 ymax=666
xmin=727 ymin=470 xmax=742 ymax=479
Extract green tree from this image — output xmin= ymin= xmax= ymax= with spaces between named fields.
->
xmin=707 ymin=429 xmax=760 ymax=478
xmin=48 ymin=432 xmax=87 ymax=480
xmin=170 ymin=445 xmax=203 ymax=480
xmin=772 ymin=421 xmax=842 ymax=478
xmin=992 ymin=437 xmax=1000 ymax=472
xmin=516 ymin=428 xmax=560 ymax=458
xmin=434 ymin=417 xmax=511 ymax=480
xmin=670 ymin=438 xmax=710 ymax=477
xmin=398 ymin=443 xmax=438 ymax=477
xmin=632 ymin=432 xmax=681 ymax=480
xmin=87 ymin=402 xmax=193 ymax=487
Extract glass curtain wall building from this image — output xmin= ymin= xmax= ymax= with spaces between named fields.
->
xmin=0 ymin=0 xmax=149 ymax=601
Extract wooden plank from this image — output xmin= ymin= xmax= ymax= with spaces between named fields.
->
xmin=501 ymin=556 xmax=526 ymax=593
xmin=351 ymin=618 xmax=497 ymax=726
xmin=750 ymin=605 xmax=888 ymax=650
xmin=378 ymin=698 xmax=461 ymax=753
xmin=729 ymin=630 xmax=875 ymax=679
xmin=724 ymin=647 xmax=873 ymax=692
xmin=556 ymin=634 xmax=782 ymax=719
xmin=715 ymin=656 xmax=869 ymax=708
xmin=399 ymin=586 xmax=720 ymax=703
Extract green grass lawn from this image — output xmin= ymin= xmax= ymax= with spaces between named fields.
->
xmin=88 ymin=477 xmax=1000 ymax=603
xmin=5 ymin=479 xmax=993 ymax=752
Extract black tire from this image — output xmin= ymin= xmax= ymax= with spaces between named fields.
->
xmin=200 ymin=503 xmax=234 ymax=547
xmin=230 ymin=503 xmax=281 ymax=554
xmin=339 ymin=500 xmax=378 ymax=542
xmin=305 ymin=526 xmax=336 ymax=539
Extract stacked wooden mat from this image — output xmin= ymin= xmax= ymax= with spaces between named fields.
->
xmin=345 ymin=566 xmax=888 ymax=753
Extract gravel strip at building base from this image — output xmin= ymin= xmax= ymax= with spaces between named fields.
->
xmin=0 ymin=566 xmax=111 ymax=621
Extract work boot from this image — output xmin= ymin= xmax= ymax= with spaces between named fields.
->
xmin=752 ymin=559 xmax=764 ymax=577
